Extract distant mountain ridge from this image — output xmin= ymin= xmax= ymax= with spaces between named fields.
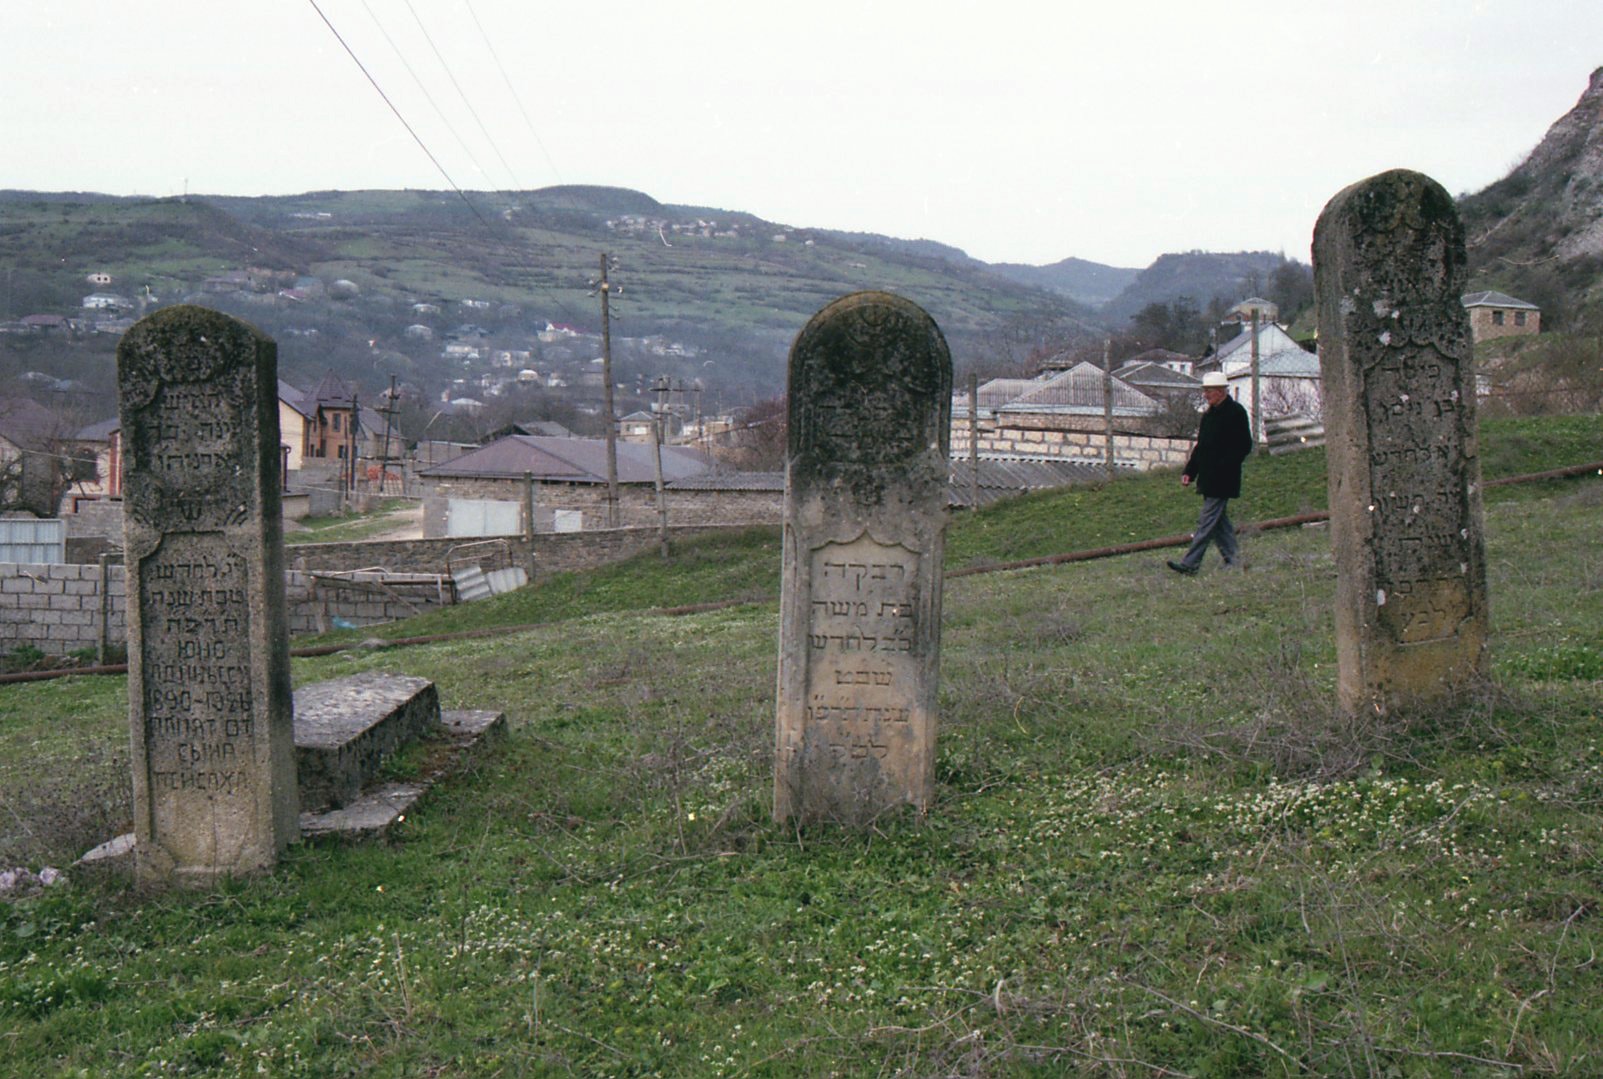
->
xmin=1101 ymin=251 xmax=1297 ymax=322
xmin=988 ymin=257 xmax=1140 ymax=308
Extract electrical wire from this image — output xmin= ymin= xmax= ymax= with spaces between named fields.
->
xmin=357 ymin=0 xmax=498 ymax=191
xmin=402 ymin=0 xmax=523 ymax=191
xmin=305 ymin=0 xmax=492 ymax=229
xmin=462 ymin=0 xmax=564 ymax=186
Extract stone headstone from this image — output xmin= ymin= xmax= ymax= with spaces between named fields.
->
xmin=774 ymin=292 xmax=952 ymax=824
xmin=118 ymin=305 xmax=297 ymax=886
xmin=1313 ymin=170 xmax=1489 ymax=714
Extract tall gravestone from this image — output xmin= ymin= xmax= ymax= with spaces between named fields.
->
xmin=1313 ymin=170 xmax=1489 ymax=714
xmin=118 ymin=306 xmax=297 ymax=886
xmin=775 ymin=292 xmax=952 ymax=825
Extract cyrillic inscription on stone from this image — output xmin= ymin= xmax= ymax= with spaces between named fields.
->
xmin=775 ymin=292 xmax=951 ymax=825
xmin=1313 ymin=170 xmax=1489 ymax=714
xmin=141 ymin=535 xmax=254 ymax=849
xmin=119 ymin=305 xmax=297 ymax=886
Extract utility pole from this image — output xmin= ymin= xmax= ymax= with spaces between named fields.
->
xmin=598 ymin=253 xmax=620 ymax=527
xmin=1250 ymin=310 xmax=1262 ymax=445
xmin=967 ymin=371 xmax=979 ymax=509
xmin=377 ymin=374 xmax=400 ymax=496
xmin=652 ymin=377 xmax=670 ymax=559
xmin=347 ymin=390 xmax=360 ymax=505
xmin=1102 ymin=338 xmax=1116 ymax=482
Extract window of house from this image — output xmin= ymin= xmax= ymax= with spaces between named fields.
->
xmin=332 ymin=414 xmax=342 ymax=432
xmin=1514 ymin=311 xmax=1527 ymax=326
xmin=1492 ymin=310 xmax=1505 ymax=326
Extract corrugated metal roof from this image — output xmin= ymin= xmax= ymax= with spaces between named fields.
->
xmin=975 ymin=377 xmax=1042 ymax=409
xmin=1113 ymin=361 xmax=1200 ymax=389
xmin=947 ymin=457 xmax=1120 ymax=507
xmin=1462 ymin=290 xmax=1539 ymax=310
xmin=668 ymin=471 xmax=784 ymax=492
xmin=420 ymin=434 xmax=716 ymax=484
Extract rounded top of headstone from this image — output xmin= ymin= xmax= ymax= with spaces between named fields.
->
xmin=787 ymin=291 xmax=951 ymax=484
xmin=1313 ymin=169 xmax=1469 ymax=360
xmin=1313 ymin=169 xmax=1462 ymax=257
xmin=117 ymin=305 xmax=273 ymax=410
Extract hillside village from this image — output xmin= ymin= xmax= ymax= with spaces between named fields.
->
xmin=3 ymin=64 xmax=1602 ymax=650
xmin=0 ymin=263 xmax=1558 ymax=579
xmin=2 ymin=15 xmax=1603 ymax=1070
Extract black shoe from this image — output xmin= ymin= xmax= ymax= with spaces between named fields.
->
xmin=1166 ymin=560 xmax=1197 ymax=576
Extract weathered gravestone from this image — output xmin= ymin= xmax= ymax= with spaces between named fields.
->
xmin=1313 ymin=170 xmax=1489 ymax=714
xmin=774 ymin=292 xmax=952 ymax=825
xmin=118 ymin=306 xmax=297 ymax=886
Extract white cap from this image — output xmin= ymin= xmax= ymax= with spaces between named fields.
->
xmin=1201 ymin=372 xmax=1228 ymax=388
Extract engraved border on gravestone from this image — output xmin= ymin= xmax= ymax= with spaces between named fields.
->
xmin=119 ymin=305 xmax=297 ymax=885
xmin=1313 ymin=170 xmax=1489 ymax=714
xmin=775 ymin=292 xmax=951 ymax=826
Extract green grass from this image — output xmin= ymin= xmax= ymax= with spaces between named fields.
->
xmin=0 ymin=415 xmax=1600 ymax=1075
xmin=284 ymin=499 xmax=419 ymax=546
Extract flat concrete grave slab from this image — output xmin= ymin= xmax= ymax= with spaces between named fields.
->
xmin=85 ymin=708 xmax=507 ymax=862
xmin=294 ymin=672 xmax=440 ymax=810
xmin=300 ymin=708 xmax=506 ymax=840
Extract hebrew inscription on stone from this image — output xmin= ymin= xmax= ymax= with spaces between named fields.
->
xmin=1313 ymin=170 xmax=1489 ymax=713
xmin=803 ymin=536 xmax=921 ymax=765
xmin=775 ymin=292 xmax=950 ymax=826
xmin=119 ymin=305 xmax=297 ymax=886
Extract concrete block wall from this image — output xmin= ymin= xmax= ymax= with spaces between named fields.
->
xmin=0 ymin=562 xmax=126 ymax=657
xmin=283 ymin=572 xmax=454 ymax=636
xmin=419 ymin=478 xmax=782 ymax=538
xmin=950 ymin=424 xmax=1191 ymax=469
xmin=0 ymin=564 xmax=449 ymax=657
xmin=286 ymin=523 xmax=769 ymax=578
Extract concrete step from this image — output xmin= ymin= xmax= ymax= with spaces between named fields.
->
xmin=300 ymin=709 xmax=507 ymax=840
xmin=294 ymin=672 xmax=440 ymax=810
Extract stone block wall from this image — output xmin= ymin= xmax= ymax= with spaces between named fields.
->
xmin=949 ymin=423 xmax=1191 ymax=469
xmin=283 ymin=572 xmax=454 ymax=636
xmin=286 ymin=522 xmax=770 ymax=578
xmin=0 ymin=563 xmax=449 ymax=656
xmin=0 ymin=562 xmax=127 ymax=657
xmin=1467 ymin=305 xmax=1540 ymax=342
xmin=418 ymin=478 xmax=782 ymax=538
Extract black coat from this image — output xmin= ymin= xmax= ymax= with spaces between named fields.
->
xmin=1183 ymin=396 xmax=1252 ymax=499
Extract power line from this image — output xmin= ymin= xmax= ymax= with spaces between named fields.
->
xmin=357 ymin=0 xmax=498 ymax=190
xmin=305 ymin=0 xmax=492 ymax=229
xmin=402 ymin=0 xmax=523 ymax=191
xmin=306 ymin=1 xmax=594 ymax=328
xmin=462 ymin=0 xmax=564 ymax=186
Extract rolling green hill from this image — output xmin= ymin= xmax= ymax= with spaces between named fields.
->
xmin=0 ymin=186 xmax=1106 ymax=408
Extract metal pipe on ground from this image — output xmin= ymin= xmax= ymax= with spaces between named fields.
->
xmin=4 ymin=461 xmax=1598 ymax=685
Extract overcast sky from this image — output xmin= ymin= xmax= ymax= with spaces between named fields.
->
xmin=3 ymin=2 xmax=1599 ymax=268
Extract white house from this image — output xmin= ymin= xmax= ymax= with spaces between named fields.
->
xmin=1206 ymin=323 xmax=1322 ymax=432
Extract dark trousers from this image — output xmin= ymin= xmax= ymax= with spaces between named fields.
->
xmin=1179 ymin=496 xmax=1238 ymax=569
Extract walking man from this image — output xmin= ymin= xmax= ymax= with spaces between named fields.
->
xmin=1168 ymin=371 xmax=1253 ymax=575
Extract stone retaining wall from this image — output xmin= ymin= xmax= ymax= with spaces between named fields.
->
xmin=950 ymin=423 xmax=1191 ymax=469
xmin=0 ymin=564 xmax=450 ymax=657
xmin=284 ymin=523 xmax=769 ymax=577
xmin=0 ymin=562 xmax=127 ymax=657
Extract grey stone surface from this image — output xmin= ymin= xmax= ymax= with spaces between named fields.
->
xmin=1313 ymin=170 xmax=1490 ymax=714
xmin=294 ymin=672 xmax=440 ymax=810
xmin=300 ymin=708 xmax=507 ymax=839
xmin=118 ymin=306 xmax=298 ymax=886
xmin=775 ymin=292 xmax=952 ymax=825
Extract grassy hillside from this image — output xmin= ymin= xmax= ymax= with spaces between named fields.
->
xmin=0 ymin=415 xmax=1599 ymax=1075
xmin=0 ymin=188 xmax=1102 ymax=405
